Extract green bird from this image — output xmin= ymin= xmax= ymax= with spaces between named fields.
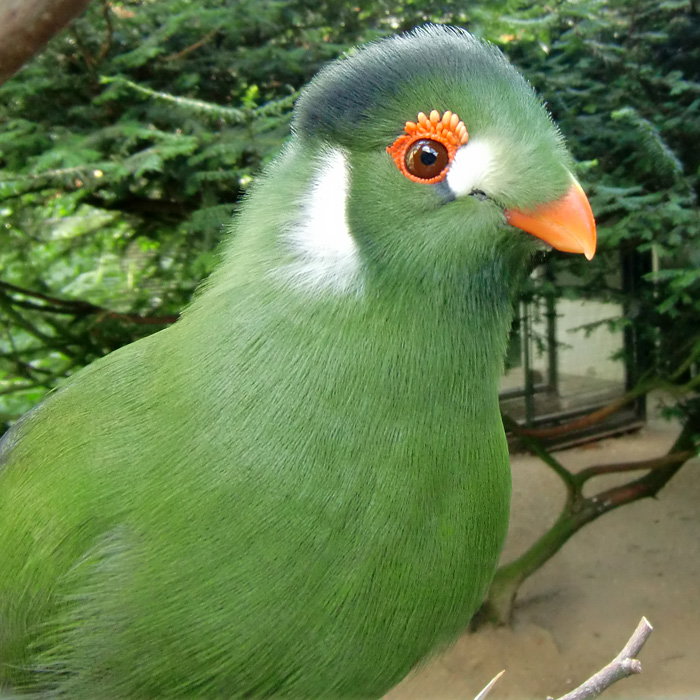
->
xmin=0 ymin=25 xmax=595 ymax=699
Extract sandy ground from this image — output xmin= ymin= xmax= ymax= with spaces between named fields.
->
xmin=385 ymin=420 xmax=700 ymax=700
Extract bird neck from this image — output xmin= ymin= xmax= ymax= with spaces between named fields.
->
xmin=191 ymin=143 xmax=526 ymax=410
xmin=361 ymin=263 xmax=519 ymax=414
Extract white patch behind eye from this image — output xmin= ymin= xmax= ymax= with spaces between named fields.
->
xmin=445 ymin=139 xmax=500 ymax=198
xmin=278 ymin=147 xmax=361 ymax=294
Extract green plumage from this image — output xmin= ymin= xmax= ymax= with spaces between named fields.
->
xmin=1 ymin=26 xmax=574 ymax=699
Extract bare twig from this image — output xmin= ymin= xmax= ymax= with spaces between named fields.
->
xmin=549 ymin=617 xmax=653 ymax=700
xmin=163 ymin=28 xmax=219 ymax=62
xmin=0 ymin=281 xmax=86 ymax=309
xmin=70 ymin=24 xmax=97 ymax=74
xmin=502 ymin=414 xmax=576 ymax=496
xmin=0 ymin=291 xmax=61 ymax=349
xmin=96 ymin=0 xmax=113 ymax=63
xmin=92 ymin=309 xmax=179 ymax=326
xmin=576 ymin=450 xmax=694 ymax=482
xmin=473 ymin=670 xmax=505 ymax=700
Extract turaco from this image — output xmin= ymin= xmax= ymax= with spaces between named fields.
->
xmin=0 ymin=25 xmax=595 ymax=699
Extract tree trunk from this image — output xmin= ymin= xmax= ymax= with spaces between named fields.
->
xmin=473 ymin=410 xmax=700 ymax=628
xmin=0 ymin=0 xmax=93 ymax=86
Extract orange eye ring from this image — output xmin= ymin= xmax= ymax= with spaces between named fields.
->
xmin=387 ymin=109 xmax=469 ymax=184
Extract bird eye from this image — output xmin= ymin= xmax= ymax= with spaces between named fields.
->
xmin=386 ymin=110 xmax=468 ymax=185
xmin=405 ymin=139 xmax=449 ymax=181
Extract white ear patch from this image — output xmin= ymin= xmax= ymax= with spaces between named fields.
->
xmin=278 ymin=147 xmax=362 ymax=294
xmin=445 ymin=139 xmax=500 ymax=199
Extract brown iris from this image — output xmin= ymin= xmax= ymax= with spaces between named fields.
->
xmin=404 ymin=139 xmax=449 ymax=181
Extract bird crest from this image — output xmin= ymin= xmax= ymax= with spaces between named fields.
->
xmin=387 ymin=110 xmax=468 ymax=184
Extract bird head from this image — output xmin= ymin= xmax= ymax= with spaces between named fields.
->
xmin=290 ymin=25 xmax=595 ymax=291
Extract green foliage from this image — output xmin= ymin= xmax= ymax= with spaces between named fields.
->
xmin=1 ymin=0 xmax=699 ymax=431
xmin=477 ymin=0 xmax=700 ymax=418
xmin=534 ymin=0 xmax=700 ymax=403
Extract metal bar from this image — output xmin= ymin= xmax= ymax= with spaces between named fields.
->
xmin=545 ymin=263 xmax=559 ymax=392
xmin=522 ymin=302 xmax=535 ymax=425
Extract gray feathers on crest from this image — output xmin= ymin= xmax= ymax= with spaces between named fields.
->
xmin=295 ymin=25 xmax=529 ymax=146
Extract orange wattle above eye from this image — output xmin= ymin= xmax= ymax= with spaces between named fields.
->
xmin=387 ymin=109 xmax=468 ymax=184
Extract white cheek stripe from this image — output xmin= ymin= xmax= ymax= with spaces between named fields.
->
xmin=445 ymin=139 xmax=499 ymax=199
xmin=279 ymin=147 xmax=361 ymax=294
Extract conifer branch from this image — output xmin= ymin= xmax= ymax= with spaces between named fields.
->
xmin=100 ymin=76 xmax=249 ymax=122
xmin=99 ymin=76 xmax=298 ymax=124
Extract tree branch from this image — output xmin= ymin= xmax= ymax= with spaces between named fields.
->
xmin=70 ymin=24 xmax=97 ymax=74
xmin=513 ymin=384 xmax=650 ymax=439
xmin=0 ymin=0 xmax=94 ymax=86
xmin=503 ymin=413 xmax=577 ymax=497
xmin=0 ymin=291 xmax=62 ymax=349
xmin=0 ymin=379 xmax=54 ymax=396
xmin=576 ymin=450 xmax=694 ymax=482
xmin=163 ymin=28 xmax=219 ymax=62
xmin=96 ymin=0 xmax=113 ymax=64
xmin=0 ymin=281 xmax=179 ymax=326
xmin=550 ymin=618 xmax=653 ymax=700
xmin=476 ymin=411 xmax=700 ymax=626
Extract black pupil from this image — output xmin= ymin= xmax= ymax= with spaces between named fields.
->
xmin=420 ymin=148 xmax=438 ymax=166
xmin=404 ymin=138 xmax=449 ymax=180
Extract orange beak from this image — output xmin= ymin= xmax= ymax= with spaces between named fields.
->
xmin=504 ymin=178 xmax=597 ymax=260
